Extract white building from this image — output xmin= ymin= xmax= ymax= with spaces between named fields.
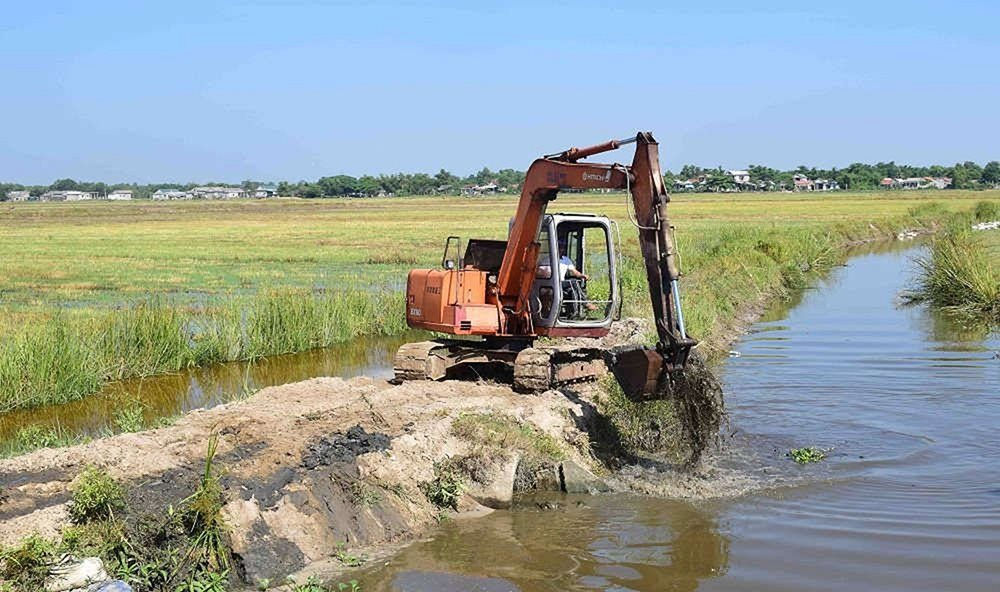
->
xmin=253 ymin=184 xmax=278 ymax=198
xmin=152 ymin=189 xmax=192 ymax=200
xmin=40 ymin=190 xmax=97 ymax=201
xmin=108 ymin=189 xmax=133 ymax=200
xmin=6 ymin=190 xmax=30 ymax=201
xmin=191 ymin=186 xmax=247 ymax=199
xmin=727 ymin=170 xmax=751 ymax=184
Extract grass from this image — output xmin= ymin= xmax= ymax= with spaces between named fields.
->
xmin=0 ymin=424 xmax=87 ymax=458
xmin=0 ymin=191 xmax=994 ymax=433
xmin=68 ymin=466 xmax=126 ymax=524
xmin=451 ymin=411 xmax=566 ymax=460
xmin=0 ymin=435 xmax=234 ymax=591
xmin=908 ymin=201 xmax=1000 ymax=320
xmin=0 ymin=289 xmax=404 ymax=414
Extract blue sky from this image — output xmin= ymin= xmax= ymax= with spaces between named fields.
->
xmin=2 ymin=1 xmax=997 ymax=184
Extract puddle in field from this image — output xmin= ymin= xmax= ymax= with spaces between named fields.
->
xmin=346 ymin=241 xmax=1000 ymax=592
xmin=0 ymin=331 xmax=425 ymax=441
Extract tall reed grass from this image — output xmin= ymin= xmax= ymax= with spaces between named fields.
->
xmin=911 ymin=225 xmax=999 ymax=319
xmin=0 ymin=289 xmax=404 ymax=414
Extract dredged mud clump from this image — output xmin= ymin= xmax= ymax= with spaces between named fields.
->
xmin=301 ymin=425 xmax=391 ymax=469
xmin=662 ymin=351 xmax=725 ymax=467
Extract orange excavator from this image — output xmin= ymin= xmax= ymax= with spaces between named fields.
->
xmin=393 ymin=132 xmax=696 ymax=401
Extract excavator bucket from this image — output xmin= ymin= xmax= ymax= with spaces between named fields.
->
xmin=605 ymin=345 xmax=667 ymax=401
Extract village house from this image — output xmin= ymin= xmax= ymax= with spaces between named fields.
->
xmin=6 ymin=190 xmax=30 ymax=201
xmin=728 ymin=170 xmax=751 ymax=184
xmin=792 ymin=174 xmax=813 ymax=191
xmin=152 ymin=189 xmax=192 ymax=200
xmin=191 ymin=186 xmax=248 ymax=199
xmin=791 ymin=174 xmax=838 ymax=192
xmin=40 ymin=190 xmax=97 ymax=201
xmin=253 ymin=184 xmax=278 ymax=198
xmin=880 ymin=177 xmax=952 ymax=190
xmin=108 ymin=189 xmax=133 ymax=200
xmin=462 ymin=182 xmax=499 ymax=196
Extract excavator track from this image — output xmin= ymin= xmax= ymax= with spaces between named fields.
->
xmin=393 ymin=339 xmax=610 ymax=393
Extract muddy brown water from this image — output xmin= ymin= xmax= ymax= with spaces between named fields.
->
xmin=0 ymin=331 xmax=425 ymax=442
xmin=349 ymin=243 xmax=1000 ymax=591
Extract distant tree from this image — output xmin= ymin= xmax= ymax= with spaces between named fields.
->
xmin=678 ymin=164 xmax=703 ymax=180
xmin=357 ymin=175 xmax=380 ymax=196
xmin=434 ymin=168 xmax=459 ymax=188
xmin=981 ymin=161 xmax=1000 ymax=185
xmin=317 ymin=175 xmax=358 ymax=197
xmin=51 ymin=178 xmax=79 ymax=190
xmin=705 ymin=168 xmax=734 ymax=192
xmin=961 ymin=161 xmax=983 ymax=182
xmin=300 ymin=183 xmax=322 ymax=198
xmin=951 ymin=164 xmax=969 ymax=190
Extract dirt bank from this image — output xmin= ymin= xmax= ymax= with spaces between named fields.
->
xmin=0 ymin=374 xmax=624 ymax=586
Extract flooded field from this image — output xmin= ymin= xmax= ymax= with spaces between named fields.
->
xmin=351 ymin=243 xmax=999 ymax=591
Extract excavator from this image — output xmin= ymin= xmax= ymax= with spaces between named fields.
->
xmin=393 ymin=131 xmax=696 ymax=401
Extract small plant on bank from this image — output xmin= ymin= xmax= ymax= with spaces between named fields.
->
xmin=788 ymin=447 xmax=826 ymax=464
xmin=178 ymin=433 xmax=230 ymax=578
xmin=68 ymin=466 xmax=126 ymax=523
xmin=333 ymin=542 xmax=366 ymax=567
xmin=1 ymin=423 xmax=86 ymax=458
xmin=420 ymin=459 xmax=465 ymax=511
xmin=0 ymin=534 xmax=57 ymax=589
xmin=289 ymin=576 xmax=362 ymax=592
xmin=112 ymin=396 xmax=146 ymax=433
xmin=349 ymin=481 xmax=382 ymax=508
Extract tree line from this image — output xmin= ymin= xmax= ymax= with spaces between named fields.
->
xmin=668 ymin=161 xmax=1000 ymax=191
xmin=2 ymin=160 xmax=998 ymax=200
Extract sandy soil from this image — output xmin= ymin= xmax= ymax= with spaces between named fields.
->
xmin=0 ymin=375 xmax=608 ymax=584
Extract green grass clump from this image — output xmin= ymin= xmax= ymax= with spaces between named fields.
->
xmin=68 ymin=466 xmax=126 ymax=523
xmin=592 ymin=376 xmax=682 ymax=458
xmin=0 ymin=424 xmax=86 ymax=458
xmin=349 ymin=481 xmax=382 ymax=508
xmin=112 ymin=397 xmax=147 ymax=433
xmin=290 ymin=576 xmax=361 ymax=592
xmin=0 ymin=535 xmax=57 ymax=590
xmin=788 ymin=447 xmax=826 ymax=464
xmin=911 ymin=227 xmax=999 ymax=320
xmin=420 ymin=460 xmax=465 ymax=510
xmin=451 ymin=412 xmax=565 ymax=460
xmin=973 ymin=199 xmax=999 ymax=221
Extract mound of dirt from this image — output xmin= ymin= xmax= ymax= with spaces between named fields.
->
xmin=0 ymin=377 xmax=603 ymax=585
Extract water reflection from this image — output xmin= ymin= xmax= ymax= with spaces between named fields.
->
xmin=0 ymin=331 xmax=425 ymax=441
xmin=358 ymin=494 xmax=729 ymax=592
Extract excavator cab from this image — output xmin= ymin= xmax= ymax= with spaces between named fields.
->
xmin=530 ymin=214 xmax=619 ymax=331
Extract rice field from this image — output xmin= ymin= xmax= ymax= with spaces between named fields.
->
xmin=0 ymin=190 xmax=996 ymax=414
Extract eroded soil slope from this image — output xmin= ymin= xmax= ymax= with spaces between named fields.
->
xmin=0 ymin=376 xmax=606 ymax=584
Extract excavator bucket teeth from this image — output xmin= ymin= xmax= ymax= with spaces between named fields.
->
xmin=606 ymin=346 xmax=666 ymax=401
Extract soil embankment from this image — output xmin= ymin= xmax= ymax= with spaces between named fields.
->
xmin=0 ymin=374 xmax=629 ymax=585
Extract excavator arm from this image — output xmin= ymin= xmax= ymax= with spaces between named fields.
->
xmin=497 ymin=131 xmax=696 ymax=398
